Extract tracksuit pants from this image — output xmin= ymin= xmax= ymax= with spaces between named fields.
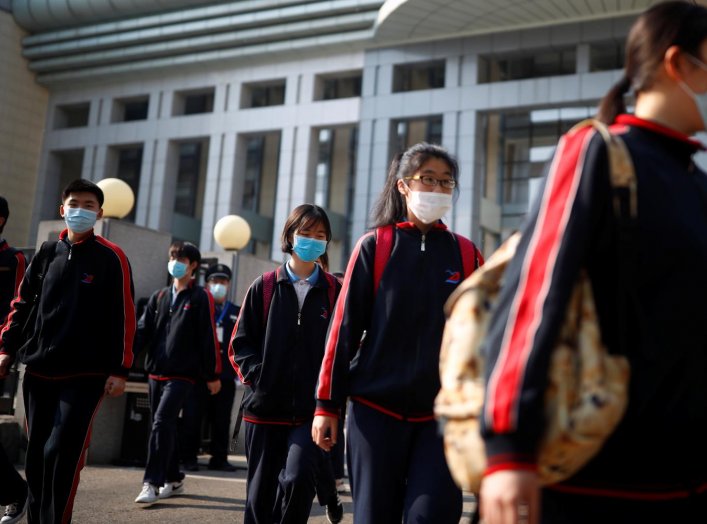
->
xmin=244 ymin=421 xmax=324 ymax=524
xmin=144 ymin=378 xmax=192 ymax=486
xmin=181 ymin=378 xmax=236 ymax=466
xmin=346 ymin=400 xmax=462 ymax=524
xmin=22 ymin=373 xmax=105 ymax=524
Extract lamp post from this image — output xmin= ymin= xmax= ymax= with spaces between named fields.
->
xmin=213 ymin=215 xmax=251 ymax=304
xmin=96 ymin=178 xmax=135 ymax=219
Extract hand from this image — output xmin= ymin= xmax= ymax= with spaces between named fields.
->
xmin=312 ymin=415 xmax=338 ymax=452
xmin=207 ymin=380 xmax=222 ymax=395
xmin=480 ymin=470 xmax=540 ymax=524
xmin=104 ymin=376 xmax=126 ymax=397
xmin=0 ymin=353 xmax=12 ymax=379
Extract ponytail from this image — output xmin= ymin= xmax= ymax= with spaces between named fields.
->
xmin=370 ymin=153 xmax=406 ymax=228
xmin=596 ymin=75 xmax=631 ymax=124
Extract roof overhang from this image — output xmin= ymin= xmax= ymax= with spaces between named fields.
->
xmin=374 ymin=0 xmax=669 ymax=45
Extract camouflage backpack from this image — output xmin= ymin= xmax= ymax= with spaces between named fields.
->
xmin=434 ymin=120 xmax=633 ymax=492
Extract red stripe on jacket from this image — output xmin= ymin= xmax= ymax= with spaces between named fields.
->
xmin=316 ymin=231 xmax=373 ymax=402
xmin=228 ymin=287 xmax=250 ymax=384
xmin=485 ymin=126 xmax=595 ymax=433
xmin=95 ymin=236 xmax=136 ymax=370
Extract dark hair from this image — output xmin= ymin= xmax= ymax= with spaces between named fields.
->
xmin=61 ymin=179 xmax=105 ymax=207
xmin=370 ymin=142 xmax=459 ymax=228
xmin=169 ymin=241 xmax=201 ymax=273
xmin=597 ymin=1 xmax=707 ymax=123
xmin=0 ymin=196 xmax=8 ymax=234
xmin=280 ymin=204 xmax=332 ymax=269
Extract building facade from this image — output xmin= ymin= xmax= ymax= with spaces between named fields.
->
xmin=10 ymin=0 xmax=668 ymax=271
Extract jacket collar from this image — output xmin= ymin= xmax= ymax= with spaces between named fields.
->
xmin=59 ymin=228 xmax=96 ymax=246
xmin=614 ymin=114 xmax=705 ymax=151
xmin=395 ymin=220 xmax=449 ymax=232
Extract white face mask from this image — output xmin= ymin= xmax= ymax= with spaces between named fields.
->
xmin=680 ymin=54 xmax=707 ymax=130
xmin=406 ymin=190 xmax=453 ymax=225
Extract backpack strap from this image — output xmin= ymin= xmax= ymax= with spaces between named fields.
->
xmin=453 ymin=233 xmax=480 ymax=278
xmin=323 ymin=272 xmax=338 ymax=316
xmin=373 ymin=225 xmax=395 ymax=297
xmin=261 ymin=269 xmax=277 ymax=328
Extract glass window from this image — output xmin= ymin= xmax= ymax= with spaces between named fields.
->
xmin=482 ymin=106 xmax=594 ymax=213
xmin=173 ymin=88 xmax=215 ymax=116
xmin=175 ymin=142 xmax=203 ymax=216
xmin=392 ymin=60 xmax=445 ymax=92
xmin=54 ymin=103 xmax=90 ymax=129
xmin=391 ymin=116 xmax=443 ymax=154
xmin=590 ymin=41 xmax=625 ymax=72
xmin=479 ymin=48 xmax=576 ymax=83
xmin=241 ymin=80 xmax=286 ymax=108
xmin=315 ymin=71 xmax=362 ymax=100
xmin=114 ymin=146 xmax=143 ymax=222
xmin=112 ymin=96 xmax=149 ymax=123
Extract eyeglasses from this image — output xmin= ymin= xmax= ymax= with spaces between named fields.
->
xmin=403 ymin=175 xmax=457 ymax=189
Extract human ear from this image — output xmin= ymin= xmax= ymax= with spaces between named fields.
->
xmin=664 ymin=45 xmax=689 ymax=82
xmin=396 ymin=178 xmax=408 ymax=196
xmin=59 ymin=204 xmax=65 ymax=218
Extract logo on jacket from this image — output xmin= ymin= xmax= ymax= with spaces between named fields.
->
xmin=320 ymin=307 xmax=329 ymax=320
xmin=445 ymin=270 xmax=461 ymax=284
xmin=80 ymin=273 xmax=94 ymax=284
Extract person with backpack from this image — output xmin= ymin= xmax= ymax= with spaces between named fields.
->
xmin=312 ymin=142 xmax=483 ymax=523
xmin=478 ymin=3 xmax=707 ymax=523
xmin=134 ymin=241 xmax=222 ymax=504
xmin=229 ymin=204 xmax=343 ymax=523
xmin=0 ymin=180 xmax=136 ymax=524
xmin=0 ymin=196 xmax=29 ymax=524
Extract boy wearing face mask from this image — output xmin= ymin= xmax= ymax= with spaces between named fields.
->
xmin=0 ymin=179 xmax=136 ymax=524
xmin=179 ymin=263 xmax=240 ymax=472
xmin=230 ymin=204 xmax=343 ymax=524
xmin=134 ymin=242 xmax=222 ymax=504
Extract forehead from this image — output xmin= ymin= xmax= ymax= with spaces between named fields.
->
xmin=209 ymin=276 xmax=230 ymax=284
xmin=64 ymin=191 xmax=99 ymax=205
xmin=297 ymin=218 xmax=327 ymax=232
xmin=418 ymin=158 xmax=453 ymax=176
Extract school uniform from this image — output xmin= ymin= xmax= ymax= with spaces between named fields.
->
xmin=136 ymin=281 xmax=221 ymax=488
xmin=316 ymin=222 xmax=479 ymax=523
xmin=1 ymin=230 xmax=135 ymax=523
xmin=230 ymin=263 xmax=340 ymax=524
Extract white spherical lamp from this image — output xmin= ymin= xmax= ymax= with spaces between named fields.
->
xmin=96 ymin=178 xmax=135 ymax=219
xmin=214 ymin=215 xmax=251 ymax=251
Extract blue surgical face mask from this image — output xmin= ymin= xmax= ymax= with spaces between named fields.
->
xmin=292 ymin=235 xmax=327 ymax=263
xmin=168 ymin=260 xmax=189 ymax=279
xmin=208 ymin=282 xmax=228 ymax=300
xmin=63 ymin=207 xmax=97 ymax=234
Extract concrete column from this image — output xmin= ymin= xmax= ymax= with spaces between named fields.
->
xmin=199 ymin=132 xmax=226 ymax=251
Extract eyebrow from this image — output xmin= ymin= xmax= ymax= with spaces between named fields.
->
xmin=420 ymin=169 xmax=452 ymax=177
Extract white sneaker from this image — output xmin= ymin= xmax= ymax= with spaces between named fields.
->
xmin=1 ymin=496 xmax=28 ymax=524
xmin=158 ymin=480 xmax=184 ymax=499
xmin=134 ymin=483 xmax=159 ymax=504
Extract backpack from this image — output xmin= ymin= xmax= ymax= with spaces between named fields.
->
xmin=434 ymin=119 xmax=633 ymax=492
xmin=373 ymin=224 xmax=481 ymax=294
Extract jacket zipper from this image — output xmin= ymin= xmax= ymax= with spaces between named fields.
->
xmin=421 ymin=234 xmax=426 ymax=252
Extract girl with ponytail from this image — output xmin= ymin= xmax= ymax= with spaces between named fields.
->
xmin=313 ymin=142 xmax=481 ymax=523
xmin=480 ymin=2 xmax=707 ymax=523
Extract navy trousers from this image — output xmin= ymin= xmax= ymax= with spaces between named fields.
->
xmin=244 ymin=421 xmax=324 ymax=524
xmin=23 ymin=373 xmax=105 ymax=524
xmin=347 ymin=400 xmax=462 ymax=524
xmin=144 ymin=378 xmax=192 ymax=486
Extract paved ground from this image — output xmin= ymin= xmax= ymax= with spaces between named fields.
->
xmin=13 ymin=454 xmax=478 ymax=523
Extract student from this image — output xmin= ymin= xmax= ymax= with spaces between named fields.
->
xmin=0 ymin=179 xmax=136 ymax=523
xmin=0 ymin=196 xmax=28 ymax=524
xmin=180 ymin=263 xmax=240 ymax=472
xmin=313 ymin=143 xmax=482 ymax=523
xmin=230 ymin=204 xmax=343 ymax=524
xmin=134 ymin=241 xmax=221 ymax=504
xmin=479 ymin=3 xmax=707 ymax=523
